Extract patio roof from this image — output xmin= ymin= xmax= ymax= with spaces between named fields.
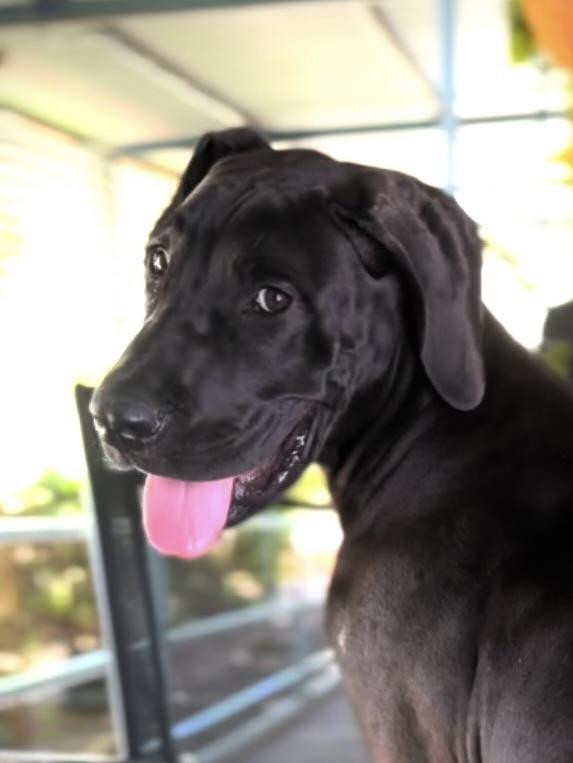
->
xmin=1 ymin=0 xmax=568 ymax=174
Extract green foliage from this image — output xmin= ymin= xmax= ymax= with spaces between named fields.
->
xmin=506 ymin=0 xmax=573 ymax=184
xmin=15 ymin=471 xmax=82 ymax=517
xmin=508 ymin=0 xmax=537 ymax=63
xmin=0 ymin=541 xmax=100 ymax=670
xmin=540 ymin=339 xmax=573 ymax=379
xmin=165 ymin=514 xmax=292 ymax=625
xmin=0 ymin=472 xmax=97 ymax=672
xmin=232 ymin=521 xmax=291 ymax=593
xmin=0 ymin=468 xmax=323 ymax=673
xmin=284 ymin=464 xmax=331 ymax=507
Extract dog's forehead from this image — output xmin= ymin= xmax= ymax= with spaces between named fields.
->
xmin=181 ymin=191 xmax=333 ymax=293
xmin=148 ymin=148 xmax=363 ymax=295
xmin=221 ymin=190 xmax=333 ymax=276
xmin=177 ymin=166 xmax=340 ymax=275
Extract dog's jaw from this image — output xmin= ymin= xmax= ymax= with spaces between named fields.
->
xmin=226 ymin=414 xmax=316 ymax=527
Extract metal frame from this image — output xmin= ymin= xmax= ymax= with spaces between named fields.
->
xmin=0 ymin=651 xmax=110 ymax=713
xmin=439 ymin=0 xmax=456 ymax=192
xmin=0 ymin=516 xmax=87 ymax=545
xmin=0 ymin=505 xmax=334 ymax=763
xmin=0 ymin=0 xmax=372 ymax=26
xmin=143 ymin=651 xmax=335 ymax=758
xmin=109 ymin=109 xmax=569 ymax=158
xmin=0 ymin=596 xmax=320 ymax=709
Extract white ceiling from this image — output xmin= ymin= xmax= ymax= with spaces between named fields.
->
xmin=0 ymin=0 xmax=569 ymax=172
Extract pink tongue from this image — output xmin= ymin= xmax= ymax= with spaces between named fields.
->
xmin=142 ymin=475 xmax=234 ymax=559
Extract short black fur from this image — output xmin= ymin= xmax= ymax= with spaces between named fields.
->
xmin=92 ymin=128 xmax=573 ymax=763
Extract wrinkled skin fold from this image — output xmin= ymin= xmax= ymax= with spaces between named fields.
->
xmin=92 ymin=128 xmax=573 ymax=762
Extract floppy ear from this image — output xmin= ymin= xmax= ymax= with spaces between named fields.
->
xmin=331 ymin=171 xmax=485 ymax=411
xmin=174 ymin=127 xmax=271 ymax=203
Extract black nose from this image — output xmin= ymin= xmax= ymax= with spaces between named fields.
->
xmin=90 ymin=392 xmax=165 ymax=444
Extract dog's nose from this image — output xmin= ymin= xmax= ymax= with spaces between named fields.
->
xmin=91 ymin=393 xmax=165 ymax=444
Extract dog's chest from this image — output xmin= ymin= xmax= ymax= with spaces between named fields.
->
xmin=326 ymin=538 xmax=475 ymax=763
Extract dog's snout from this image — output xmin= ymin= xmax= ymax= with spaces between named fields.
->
xmin=91 ymin=390 xmax=166 ymax=445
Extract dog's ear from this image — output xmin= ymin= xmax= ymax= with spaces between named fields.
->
xmin=175 ymin=127 xmax=271 ymax=202
xmin=331 ymin=172 xmax=485 ymax=411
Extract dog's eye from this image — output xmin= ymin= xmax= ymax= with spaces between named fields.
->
xmin=253 ymin=287 xmax=292 ymax=314
xmin=148 ymin=247 xmax=169 ymax=278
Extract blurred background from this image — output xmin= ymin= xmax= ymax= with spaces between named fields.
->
xmin=1 ymin=0 xmax=573 ymax=761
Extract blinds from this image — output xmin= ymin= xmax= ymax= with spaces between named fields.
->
xmin=0 ymin=111 xmax=175 ymax=497
xmin=0 ymin=112 xmax=114 ymax=496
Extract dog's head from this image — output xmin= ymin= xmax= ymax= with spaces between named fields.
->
xmin=91 ymin=128 xmax=485 ymax=557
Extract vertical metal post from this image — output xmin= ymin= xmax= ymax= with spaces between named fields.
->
xmin=83 ymin=486 xmax=130 ymax=760
xmin=75 ymin=385 xmax=177 ymax=763
xmin=439 ymin=0 xmax=457 ymax=193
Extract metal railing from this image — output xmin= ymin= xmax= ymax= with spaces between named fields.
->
xmin=0 ymin=593 xmax=323 ymax=710
xmin=0 ymin=510 xmax=337 ymax=762
xmin=0 ymin=515 xmax=89 ymax=545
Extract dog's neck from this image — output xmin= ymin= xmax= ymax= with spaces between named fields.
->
xmin=320 ymin=331 xmax=440 ymax=535
xmin=320 ymin=312 xmax=573 ymax=539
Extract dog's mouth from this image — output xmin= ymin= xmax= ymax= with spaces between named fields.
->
xmin=141 ymin=416 xmax=314 ymax=559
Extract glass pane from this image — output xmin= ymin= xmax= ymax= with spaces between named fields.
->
xmin=0 ymin=540 xmax=118 ymax=755
xmin=157 ymin=505 xmax=345 ymax=756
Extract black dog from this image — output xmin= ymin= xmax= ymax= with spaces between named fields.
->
xmin=91 ymin=128 xmax=573 ymax=762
